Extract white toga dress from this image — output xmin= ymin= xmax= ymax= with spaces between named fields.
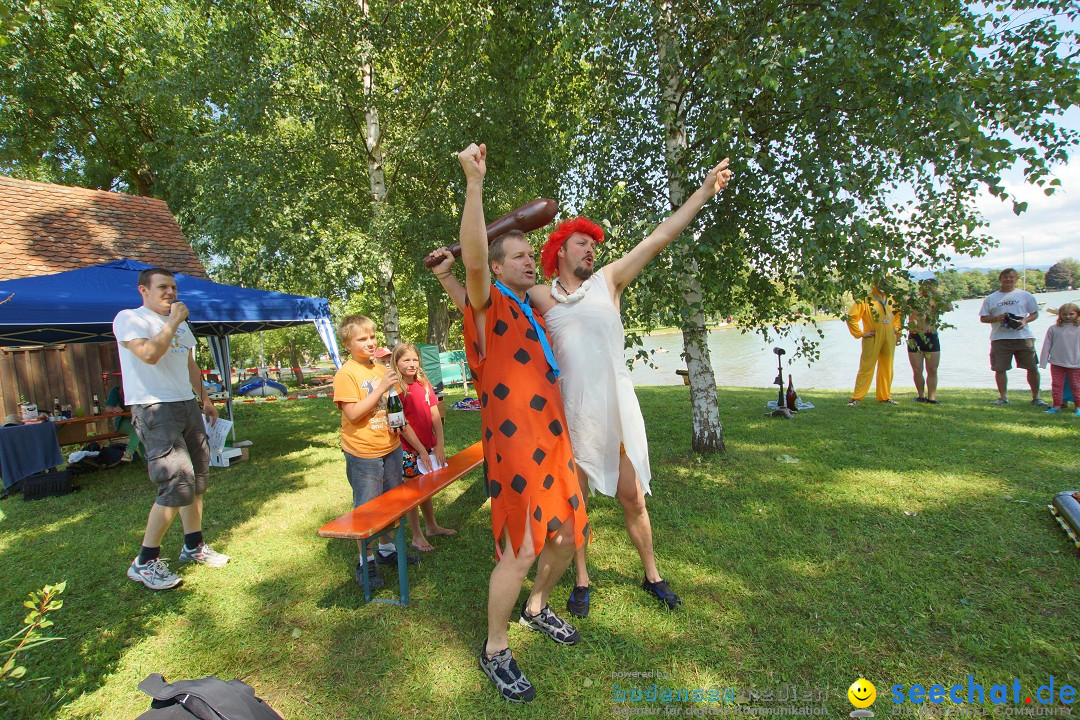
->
xmin=543 ymin=268 xmax=652 ymax=497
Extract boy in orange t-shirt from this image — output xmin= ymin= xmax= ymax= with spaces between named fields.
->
xmin=332 ymin=314 xmax=413 ymax=591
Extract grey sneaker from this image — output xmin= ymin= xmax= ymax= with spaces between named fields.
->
xmin=479 ymin=646 xmax=535 ymax=703
xmin=990 ymin=398 xmax=1010 ymax=406
xmin=127 ymin=557 xmax=183 ymax=590
xmin=178 ymin=542 xmax=230 ymax=567
xmin=519 ymin=602 xmax=580 ymax=645
xmin=1031 ymin=397 xmax=1049 ymax=408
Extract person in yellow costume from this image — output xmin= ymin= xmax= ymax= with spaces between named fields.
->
xmin=846 ymin=280 xmax=903 ymax=406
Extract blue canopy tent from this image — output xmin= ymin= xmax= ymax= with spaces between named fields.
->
xmin=0 ymin=260 xmax=341 ymax=433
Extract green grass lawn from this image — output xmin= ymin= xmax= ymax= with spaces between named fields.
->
xmin=1 ymin=387 xmax=1077 ymax=719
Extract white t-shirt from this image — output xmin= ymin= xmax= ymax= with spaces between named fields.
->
xmin=113 ymin=306 xmax=198 ymax=405
xmin=980 ymin=289 xmax=1039 ymax=341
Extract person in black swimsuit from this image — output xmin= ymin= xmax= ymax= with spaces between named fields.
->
xmin=906 ymin=279 xmax=950 ymax=404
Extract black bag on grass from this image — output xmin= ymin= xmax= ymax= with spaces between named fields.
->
xmin=135 ymin=673 xmax=284 ymax=720
xmin=68 ymin=442 xmax=127 ymax=474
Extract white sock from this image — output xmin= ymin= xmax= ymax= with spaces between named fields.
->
xmin=378 ymin=542 xmax=395 ymax=556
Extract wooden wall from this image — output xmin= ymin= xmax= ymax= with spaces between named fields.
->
xmin=0 ymin=342 xmax=121 ymax=417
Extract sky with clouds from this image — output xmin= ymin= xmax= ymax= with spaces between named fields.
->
xmin=951 ymin=108 xmax=1080 ymax=270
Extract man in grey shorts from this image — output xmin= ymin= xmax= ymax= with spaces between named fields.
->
xmin=113 ymin=267 xmax=229 ymax=590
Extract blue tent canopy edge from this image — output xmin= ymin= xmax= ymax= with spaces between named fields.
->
xmin=0 ymin=260 xmax=342 ymax=442
xmin=0 ymin=259 xmax=337 ymax=348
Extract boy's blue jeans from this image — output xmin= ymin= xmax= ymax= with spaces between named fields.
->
xmin=344 ymin=448 xmax=403 ymax=508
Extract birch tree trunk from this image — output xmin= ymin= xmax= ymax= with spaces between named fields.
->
xmin=361 ymin=0 xmax=399 ymax=346
xmin=425 ymin=286 xmax=457 ymax=350
xmin=659 ymin=5 xmax=725 ymax=454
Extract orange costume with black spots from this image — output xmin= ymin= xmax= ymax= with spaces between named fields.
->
xmin=464 ymin=285 xmax=589 ymax=558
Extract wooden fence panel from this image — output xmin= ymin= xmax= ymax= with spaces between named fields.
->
xmin=0 ymin=342 xmax=122 ymax=417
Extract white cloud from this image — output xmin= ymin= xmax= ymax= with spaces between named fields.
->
xmin=953 ymin=104 xmax=1080 ymax=269
xmin=965 ymin=159 xmax=1080 ymax=268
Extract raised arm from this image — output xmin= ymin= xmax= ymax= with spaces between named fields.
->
xmin=430 ymin=246 xmax=467 ymax=313
xmin=459 ymin=144 xmax=491 ymax=317
xmin=605 ymin=157 xmax=732 ymax=294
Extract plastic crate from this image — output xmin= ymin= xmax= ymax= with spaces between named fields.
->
xmin=22 ymin=469 xmax=75 ymax=501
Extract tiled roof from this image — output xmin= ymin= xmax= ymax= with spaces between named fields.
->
xmin=0 ymin=175 xmax=206 ymax=280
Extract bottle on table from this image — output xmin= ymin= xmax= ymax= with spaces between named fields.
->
xmin=52 ymin=397 xmax=62 ymax=419
xmin=386 ymin=386 xmax=406 ymax=429
xmin=92 ymin=394 xmax=101 ymax=415
xmin=786 ymin=376 xmax=798 ymax=413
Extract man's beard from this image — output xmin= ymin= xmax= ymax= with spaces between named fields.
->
xmin=572 ymin=264 xmax=594 ymax=281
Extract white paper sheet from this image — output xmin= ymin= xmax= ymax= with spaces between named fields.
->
xmin=203 ymin=417 xmax=233 ymax=453
xmin=418 ymin=453 xmax=446 ymax=475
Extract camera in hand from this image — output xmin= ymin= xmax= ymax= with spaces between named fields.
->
xmin=1001 ymin=312 xmax=1025 ymax=330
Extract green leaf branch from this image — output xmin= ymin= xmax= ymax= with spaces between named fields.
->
xmin=0 ymin=582 xmax=66 ymax=687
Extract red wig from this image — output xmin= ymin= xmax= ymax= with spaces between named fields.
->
xmin=541 ymin=216 xmax=605 ymax=279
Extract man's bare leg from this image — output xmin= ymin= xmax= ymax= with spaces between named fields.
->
xmin=571 ymin=468 xmax=590 ymax=587
xmin=615 ymin=450 xmax=660 ymax=583
xmin=142 ymin=502 xmax=179 ymax=548
xmin=525 ymin=517 xmax=578 ymax=615
xmin=480 ymin=522 xmax=539 ymax=704
xmin=176 ymin=494 xmax=203 ymax=534
xmin=995 ymin=370 xmax=1009 ymax=400
xmin=1027 ymin=367 xmax=1042 ymax=400
xmin=485 ymin=523 xmax=536 ymax=655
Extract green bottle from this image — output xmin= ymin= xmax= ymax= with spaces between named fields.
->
xmin=386 ymin=387 xmax=405 ymax=429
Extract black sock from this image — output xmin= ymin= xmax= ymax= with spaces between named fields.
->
xmin=138 ymin=546 xmax=160 ymax=564
xmin=184 ymin=531 xmax=203 ymax=550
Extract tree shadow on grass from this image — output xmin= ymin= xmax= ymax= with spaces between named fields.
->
xmin=0 ymin=400 xmax=352 ymax=718
xmin=3 ymin=388 xmax=1075 ymax=718
xmin=530 ymin=387 xmax=1080 ymax=714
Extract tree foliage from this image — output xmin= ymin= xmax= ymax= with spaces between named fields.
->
xmin=1046 ymin=258 xmax=1078 ymax=289
xmin=1 ymin=0 xmax=1077 ymax=452
xmin=0 ymin=0 xmax=211 ymax=194
xmin=559 ymin=0 xmax=1079 ymax=449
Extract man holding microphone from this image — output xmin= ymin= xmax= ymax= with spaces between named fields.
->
xmin=113 ymin=267 xmax=227 ymax=590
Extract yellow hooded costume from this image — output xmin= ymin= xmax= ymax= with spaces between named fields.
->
xmin=847 ymin=290 xmax=903 ymax=402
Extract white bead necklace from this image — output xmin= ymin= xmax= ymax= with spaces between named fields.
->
xmin=551 ymin=276 xmax=591 ymax=304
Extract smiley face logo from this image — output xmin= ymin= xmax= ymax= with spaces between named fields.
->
xmin=848 ymin=678 xmax=876 ymax=709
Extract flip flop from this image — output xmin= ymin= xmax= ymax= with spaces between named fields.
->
xmin=410 ymin=541 xmax=436 ymax=553
xmin=428 ymin=528 xmax=457 ymax=537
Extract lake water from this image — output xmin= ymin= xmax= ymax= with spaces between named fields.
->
xmin=627 ymin=289 xmax=1079 ymax=390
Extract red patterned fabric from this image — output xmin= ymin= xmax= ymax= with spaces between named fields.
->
xmin=463 ymin=285 xmax=589 ymax=557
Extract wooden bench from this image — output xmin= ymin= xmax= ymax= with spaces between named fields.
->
xmin=55 ymin=411 xmax=131 ymax=446
xmin=318 ymin=441 xmax=484 ymax=605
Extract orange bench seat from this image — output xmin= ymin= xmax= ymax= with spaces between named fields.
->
xmin=318 ymin=441 xmax=484 ymax=604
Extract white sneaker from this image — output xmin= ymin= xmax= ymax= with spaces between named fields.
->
xmin=178 ymin=542 xmax=230 ymax=567
xmin=127 ymin=557 xmax=183 ymax=590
